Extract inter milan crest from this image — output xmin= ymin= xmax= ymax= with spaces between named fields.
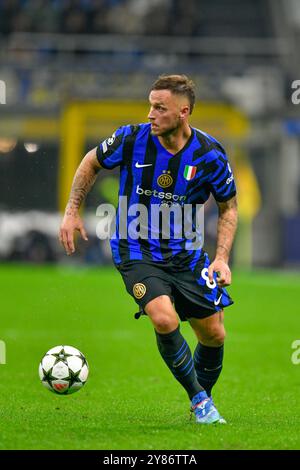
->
xmin=133 ymin=283 xmax=146 ymax=299
xmin=183 ymin=165 xmax=197 ymax=181
xmin=157 ymin=170 xmax=173 ymax=188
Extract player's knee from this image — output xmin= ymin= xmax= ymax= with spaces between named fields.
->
xmin=152 ymin=314 xmax=178 ymax=333
xmin=202 ymin=326 xmax=226 ymax=347
xmin=148 ymin=310 xmax=178 ymax=333
xmin=145 ymin=295 xmax=178 ymax=333
xmin=214 ymin=328 xmax=226 ymax=346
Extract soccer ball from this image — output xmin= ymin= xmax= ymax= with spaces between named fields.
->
xmin=39 ymin=345 xmax=89 ymax=395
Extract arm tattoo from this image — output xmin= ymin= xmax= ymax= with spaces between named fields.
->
xmin=215 ymin=196 xmax=238 ymax=262
xmin=65 ymin=163 xmax=99 ymax=215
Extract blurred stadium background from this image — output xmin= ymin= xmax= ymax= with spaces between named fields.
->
xmin=1 ymin=0 xmax=300 ymax=269
xmin=1 ymin=0 xmax=300 ymax=451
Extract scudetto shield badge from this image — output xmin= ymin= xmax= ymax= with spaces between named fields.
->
xmin=183 ymin=165 xmax=197 ymax=181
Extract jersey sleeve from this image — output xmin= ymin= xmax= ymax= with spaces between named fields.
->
xmin=207 ymin=147 xmax=237 ymax=202
xmin=96 ymin=126 xmax=127 ymax=169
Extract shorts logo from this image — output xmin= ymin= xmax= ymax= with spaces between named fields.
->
xmin=157 ymin=171 xmax=173 ymax=188
xmin=133 ymin=283 xmax=146 ymax=299
xmin=214 ymin=294 xmax=223 ymax=306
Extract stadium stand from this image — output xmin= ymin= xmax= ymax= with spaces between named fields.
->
xmin=0 ymin=0 xmax=299 ymax=267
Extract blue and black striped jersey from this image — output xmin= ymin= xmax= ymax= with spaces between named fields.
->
xmin=96 ymin=123 xmax=236 ymax=265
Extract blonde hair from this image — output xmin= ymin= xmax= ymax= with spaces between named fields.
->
xmin=151 ymin=74 xmax=196 ymax=114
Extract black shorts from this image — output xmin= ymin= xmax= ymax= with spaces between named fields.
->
xmin=115 ymin=252 xmax=234 ymax=321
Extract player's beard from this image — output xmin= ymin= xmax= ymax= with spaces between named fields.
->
xmin=151 ymin=116 xmax=182 ymax=138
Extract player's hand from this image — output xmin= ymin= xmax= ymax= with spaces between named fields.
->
xmin=59 ymin=211 xmax=88 ymax=255
xmin=208 ymin=258 xmax=231 ymax=287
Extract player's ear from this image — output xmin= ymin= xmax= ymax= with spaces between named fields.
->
xmin=179 ymin=105 xmax=190 ymax=120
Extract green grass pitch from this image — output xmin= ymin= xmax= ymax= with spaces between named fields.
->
xmin=0 ymin=264 xmax=299 ymax=450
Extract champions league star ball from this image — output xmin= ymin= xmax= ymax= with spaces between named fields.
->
xmin=39 ymin=345 xmax=89 ymax=395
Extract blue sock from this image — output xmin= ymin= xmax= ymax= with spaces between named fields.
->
xmin=155 ymin=326 xmax=204 ymax=399
xmin=193 ymin=343 xmax=224 ymax=397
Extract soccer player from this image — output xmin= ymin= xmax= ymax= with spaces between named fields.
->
xmin=59 ymin=75 xmax=238 ymax=424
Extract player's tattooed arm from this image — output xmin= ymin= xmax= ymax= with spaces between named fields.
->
xmin=65 ymin=147 xmax=102 ymax=215
xmin=59 ymin=147 xmax=102 ymax=255
xmin=208 ymin=196 xmax=238 ymax=286
xmin=216 ymin=196 xmax=238 ymax=262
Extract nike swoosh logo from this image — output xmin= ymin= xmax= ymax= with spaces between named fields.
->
xmin=173 ymin=354 xmax=187 ymax=368
xmin=214 ymin=294 xmax=222 ymax=306
xmin=135 ymin=162 xmax=153 ymax=168
xmin=204 ymin=365 xmax=222 ymax=372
